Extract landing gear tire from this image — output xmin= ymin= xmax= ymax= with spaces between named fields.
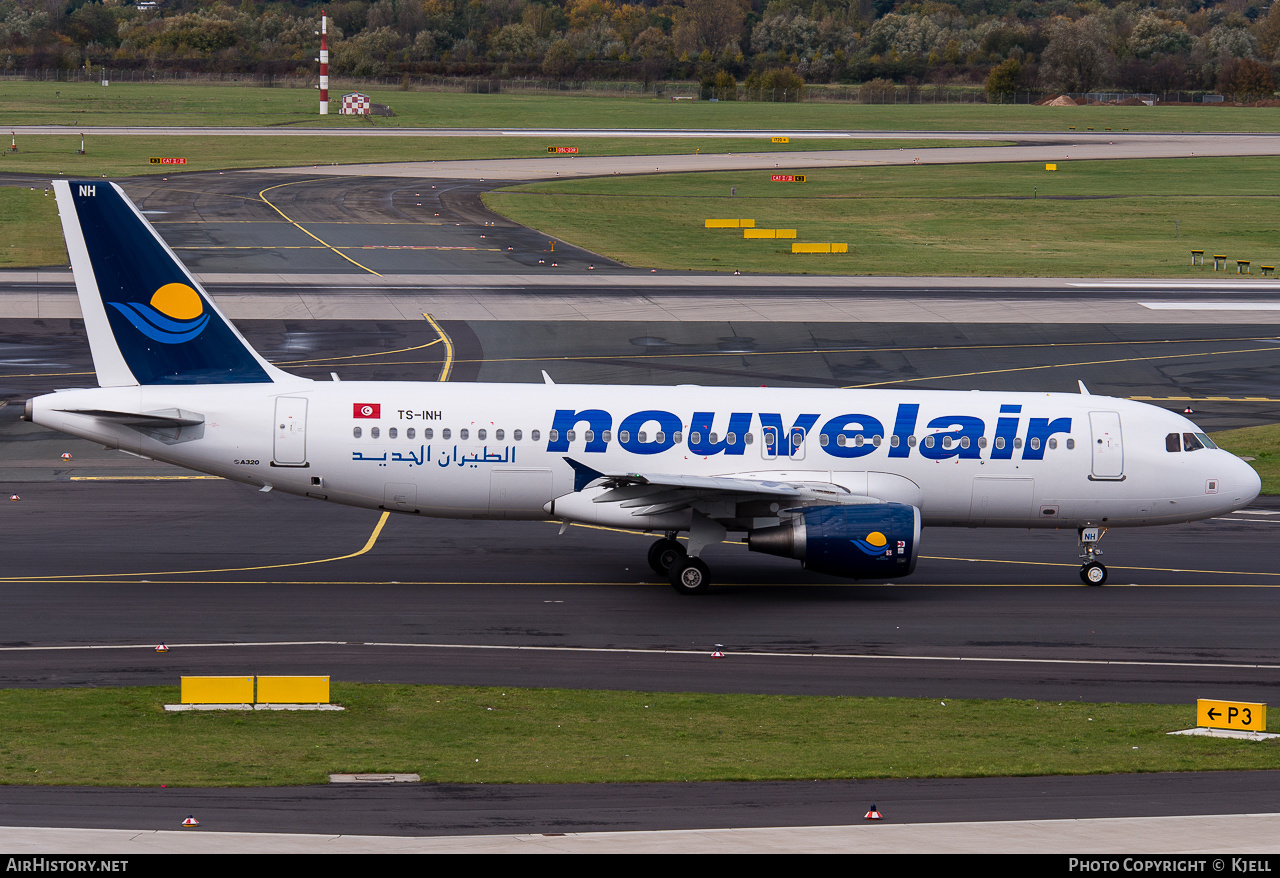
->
xmin=648 ymin=538 xmax=686 ymax=577
xmin=1080 ymin=562 xmax=1108 ymax=586
xmin=669 ymin=557 xmax=711 ymax=595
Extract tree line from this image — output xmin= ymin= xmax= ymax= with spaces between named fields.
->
xmin=3 ymin=0 xmax=1278 ymax=100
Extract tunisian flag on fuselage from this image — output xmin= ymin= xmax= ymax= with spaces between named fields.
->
xmin=353 ymin=403 xmax=381 ymax=418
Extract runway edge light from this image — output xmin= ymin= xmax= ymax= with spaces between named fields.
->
xmin=865 ymin=805 xmax=882 ymax=820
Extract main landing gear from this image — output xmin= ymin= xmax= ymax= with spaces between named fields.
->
xmin=649 ymin=514 xmax=726 ymax=595
xmin=648 ymin=535 xmax=712 ymax=595
xmin=1078 ymin=526 xmax=1108 ymax=586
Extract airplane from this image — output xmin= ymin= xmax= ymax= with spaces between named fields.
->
xmin=22 ymin=180 xmax=1262 ymax=594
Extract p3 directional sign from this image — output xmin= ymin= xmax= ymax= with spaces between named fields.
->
xmin=1197 ymin=699 xmax=1266 ymax=732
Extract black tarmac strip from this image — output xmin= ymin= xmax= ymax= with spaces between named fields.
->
xmin=0 ymin=772 xmax=1278 ymax=837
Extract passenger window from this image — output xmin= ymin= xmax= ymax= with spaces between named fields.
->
xmin=371 ymin=427 xmax=380 ymax=439
xmin=460 ymin=429 xmax=469 ymax=440
xmin=548 ymin=429 xmax=558 ymax=442
xmin=602 ymin=430 xmax=611 ymax=442
xmin=994 ymin=437 xmax=1005 ymax=450
xmin=1066 ymin=438 xmax=1075 ymax=450
xmin=619 ymin=431 xmax=630 ymax=443
xmin=1167 ymin=433 xmax=1181 ymax=452
xmin=424 ymin=428 xmax=433 ymax=440
xmin=442 ymin=428 xmax=451 ymax=440
xmin=531 ymin=430 xmax=540 ymax=441
xmin=388 ymin=427 xmax=398 ymax=439
xmin=496 ymin=429 xmax=504 ymax=441
xmin=513 ymin=429 xmax=522 ymax=441
xmin=352 ymin=426 xmax=362 ymax=438
xmin=407 ymin=428 xmax=415 ymax=439
xmin=478 ymin=429 xmax=487 ymax=440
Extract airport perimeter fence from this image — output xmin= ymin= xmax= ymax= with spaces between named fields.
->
xmin=0 ymin=69 xmax=1221 ymax=106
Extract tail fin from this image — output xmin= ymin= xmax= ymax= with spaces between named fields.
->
xmin=54 ymin=180 xmax=290 ymax=387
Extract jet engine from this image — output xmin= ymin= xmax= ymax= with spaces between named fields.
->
xmin=747 ymin=503 xmax=921 ymax=579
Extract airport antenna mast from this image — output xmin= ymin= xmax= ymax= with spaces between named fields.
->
xmin=319 ymin=10 xmax=329 ymax=115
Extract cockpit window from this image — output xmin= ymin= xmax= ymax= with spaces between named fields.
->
xmin=1183 ymin=432 xmax=1204 ymax=452
xmin=1166 ymin=432 xmax=1180 ymax=452
xmin=1196 ymin=432 xmax=1218 ymax=450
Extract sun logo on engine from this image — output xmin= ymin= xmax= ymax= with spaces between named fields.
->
xmin=107 ymin=282 xmax=210 ymax=344
xmin=851 ymin=530 xmax=891 ymax=556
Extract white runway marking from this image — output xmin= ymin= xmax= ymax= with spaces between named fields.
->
xmin=1 ymin=640 xmax=1277 ymax=671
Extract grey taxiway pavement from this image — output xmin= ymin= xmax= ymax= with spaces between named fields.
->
xmin=3 ymin=147 xmax=1280 ymax=851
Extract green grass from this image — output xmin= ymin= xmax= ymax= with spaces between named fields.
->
xmin=0 ymin=133 xmax=986 ymax=180
xmin=0 ymin=684 xmax=1274 ymax=787
xmin=485 ymin=155 xmax=1280 ymax=277
xmin=0 ymin=187 xmax=64 ymax=268
xmin=3 ymin=81 xmax=1280 ymax=132
xmin=1212 ymin=424 xmax=1280 ymax=494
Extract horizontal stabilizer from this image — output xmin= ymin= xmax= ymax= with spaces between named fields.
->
xmin=55 ymin=407 xmax=205 ymax=428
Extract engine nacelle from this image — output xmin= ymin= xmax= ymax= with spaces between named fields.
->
xmin=747 ymin=504 xmax=921 ymax=579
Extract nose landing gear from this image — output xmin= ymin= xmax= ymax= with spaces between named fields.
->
xmin=1078 ymin=526 xmax=1108 ymax=585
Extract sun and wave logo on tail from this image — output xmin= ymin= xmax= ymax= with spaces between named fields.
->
xmin=107 ymin=282 xmax=209 ymax=344
xmin=851 ymin=531 xmax=890 ymax=556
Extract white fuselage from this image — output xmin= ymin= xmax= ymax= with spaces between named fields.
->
xmin=31 ymin=379 xmax=1261 ymax=532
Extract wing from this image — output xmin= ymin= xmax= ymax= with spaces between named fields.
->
xmin=562 ymin=458 xmax=884 ymax=521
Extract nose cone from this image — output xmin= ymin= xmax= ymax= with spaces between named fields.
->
xmin=1225 ymin=453 xmax=1262 ymax=510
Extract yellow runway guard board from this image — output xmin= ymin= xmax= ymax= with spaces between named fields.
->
xmin=792 ymin=243 xmax=849 ymax=253
xmin=705 ymin=219 xmax=754 ymax=228
xmin=257 ymin=676 xmax=331 ymax=704
xmin=744 ymin=229 xmax=797 ymax=239
xmin=181 ymin=676 xmax=254 ymax=705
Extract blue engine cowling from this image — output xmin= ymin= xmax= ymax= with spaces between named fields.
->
xmin=747 ymin=504 xmax=921 ymax=579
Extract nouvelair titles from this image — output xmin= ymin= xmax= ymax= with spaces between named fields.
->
xmin=548 ymin=403 xmax=1073 ymax=461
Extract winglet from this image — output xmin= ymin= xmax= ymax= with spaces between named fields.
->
xmin=1078 ymin=380 xmax=1091 ymax=395
xmin=563 ymin=457 xmax=605 ymax=492
xmin=542 ymin=370 xmax=555 ymax=385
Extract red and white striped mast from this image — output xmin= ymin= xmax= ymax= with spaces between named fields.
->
xmin=319 ymin=10 xmax=329 ymax=115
